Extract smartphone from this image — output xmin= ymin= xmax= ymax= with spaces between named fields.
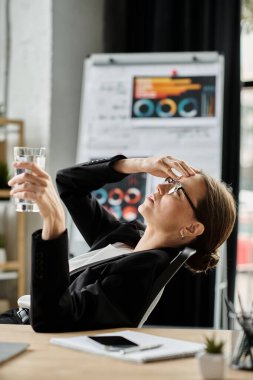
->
xmin=86 ymin=335 xmax=139 ymax=352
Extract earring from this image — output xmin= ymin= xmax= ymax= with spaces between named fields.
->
xmin=180 ymin=231 xmax=184 ymax=240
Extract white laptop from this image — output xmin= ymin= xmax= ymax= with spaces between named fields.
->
xmin=0 ymin=342 xmax=29 ymax=364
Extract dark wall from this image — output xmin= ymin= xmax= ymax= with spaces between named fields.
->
xmin=103 ymin=0 xmax=241 ymax=327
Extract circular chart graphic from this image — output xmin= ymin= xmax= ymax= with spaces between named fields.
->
xmin=124 ymin=188 xmax=142 ymax=204
xmin=156 ymin=98 xmax=177 ymax=117
xmin=178 ymin=97 xmax=198 ymax=117
xmin=108 ymin=188 xmax=124 ymax=206
xmin=122 ymin=206 xmax=138 ymax=222
xmin=93 ymin=188 xmax=108 ymax=205
xmin=133 ymin=99 xmax=155 ymax=117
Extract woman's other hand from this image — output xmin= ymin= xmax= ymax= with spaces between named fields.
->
xmin=113 ymin=156 xmax=199 ymax=179
xmin=141 ymin=156 xmax=198 ymax=179
xmin=8 ymin=161 xmax=66 ymax=240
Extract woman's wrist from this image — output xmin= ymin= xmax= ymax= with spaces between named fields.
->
xmin=112 ymin=158 xmax=145 ymax=174
xmin=42 ymin=214 xmax=66 ymax=240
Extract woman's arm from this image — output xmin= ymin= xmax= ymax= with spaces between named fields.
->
xmin=112 ymin=156 xmax=198 ymax=178
xmin=55 ymin=155 xmax=129 ymax=247
xmin=8 ymin=156 xmax=128 ymax=245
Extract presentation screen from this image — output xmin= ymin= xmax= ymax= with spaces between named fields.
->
xmin=132 ymin=76 xmax=216 ymax=119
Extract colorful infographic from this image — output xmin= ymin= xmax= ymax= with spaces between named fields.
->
xmin=92 ymin=173 xmax=147 ymax=222
xmin=132 ymin=76 xmax=216 ymax=118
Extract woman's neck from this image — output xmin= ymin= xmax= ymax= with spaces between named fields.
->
xmin=133 ymin=226 xmax=179 ymax=252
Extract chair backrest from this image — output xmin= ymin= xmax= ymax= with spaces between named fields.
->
xmin=137 ymin=247 xmax=196 ymax=327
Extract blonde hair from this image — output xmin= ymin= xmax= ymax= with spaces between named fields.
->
xmin=186 ymin=172 xmax=237 ymax=273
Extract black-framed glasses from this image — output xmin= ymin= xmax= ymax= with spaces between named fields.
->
xmin=164 ymin=177 xmax=198 ymax=214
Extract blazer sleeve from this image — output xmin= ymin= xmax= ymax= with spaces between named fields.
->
xmin=56 ymin=155 xmax=128 ymax=247
xmin=30 ymin=230 xmax=169 ymax=333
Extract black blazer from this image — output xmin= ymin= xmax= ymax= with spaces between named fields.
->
xmin=30 ymin=156 xmax=179 ymax=332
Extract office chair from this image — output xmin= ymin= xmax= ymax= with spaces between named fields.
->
xmin=137 ymin=247 xmax=196 ymax=327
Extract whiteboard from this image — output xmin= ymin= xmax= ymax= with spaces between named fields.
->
xmin=71 ymin=52 xmax=224 ymax=255
xmin=77 ymin=52 xmax=224 ymax=179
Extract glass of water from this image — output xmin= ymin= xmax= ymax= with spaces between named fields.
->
xmin=13 ymin=147 xmax=46 ymax=212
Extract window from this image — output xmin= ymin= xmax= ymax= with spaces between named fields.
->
xmin=236 ymin=0 xmax=253 ymax=308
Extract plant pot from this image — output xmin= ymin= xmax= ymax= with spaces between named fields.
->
xmin=197 ymin=351 xmax=226 ymax=379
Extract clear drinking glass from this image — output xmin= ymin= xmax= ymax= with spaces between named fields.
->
xmin=13 ymin=147 xmax=46 ymax=212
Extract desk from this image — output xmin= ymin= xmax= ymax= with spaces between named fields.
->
xmin=0 ymin=325 xmax=251 ymax=379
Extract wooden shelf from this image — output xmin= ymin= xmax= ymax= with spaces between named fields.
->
xmin=0 ymin=118 xmax=26 ymax=299
xmin=0 ymin=117 xmax=24 ymax=126
xmin=0 ymin=189 xmax=10 ymax=199
xmin=0 ymin=261 xmax=19 ymax=271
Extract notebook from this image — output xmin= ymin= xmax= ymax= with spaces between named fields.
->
xmin=0 ymin=342 xmax=29 ymax=364
xmin=50 ymin=330 xmax=204 ymax=363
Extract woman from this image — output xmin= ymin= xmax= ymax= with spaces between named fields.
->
xmin=2 ymin=155 xmax=236 ymax=331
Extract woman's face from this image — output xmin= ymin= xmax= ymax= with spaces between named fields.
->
xmin=139 ymin=174 xmax=206 ymax=235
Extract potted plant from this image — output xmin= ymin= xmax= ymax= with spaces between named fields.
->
xmin=0 ymin=234 xmax=7 ymax=270
xmin=197 ymin=334 xmax=226 ymax=379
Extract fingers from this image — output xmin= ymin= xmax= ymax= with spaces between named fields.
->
xmin=161 ymin=156 xmax=196 ymax=178
xmin=10 ymin=181 xmax=44 ymax=197
xmin=163 ymin=166 xmax=179 ymax=180
xmin=9 ymin=171 xmax=47 ymax=187
xmin=8 ymin=162 xmax=50 ymax=205
xmin=12 ymin=161 xmax=48 ymax=177
xmin=11 ymin=189 xmax=39 ymax=203
xmin=173 ymin=159 xmax=197 ymax=176
xmin=9 ymin=175 xmax=48 ymax=207
xmin=8 ymin=173 xmax=48 ymax=190
xmin=8 ymin=162 xmax=49 ymax=187
xmin=190 ymin=165 xmax=201 ymax=174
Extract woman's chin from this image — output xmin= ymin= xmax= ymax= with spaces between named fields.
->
xmin=138 ymin=204 xmax=145 ymax=216
xmin=138 ymin=203 xmax=149 ymax=221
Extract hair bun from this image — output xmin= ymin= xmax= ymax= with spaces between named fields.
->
xmin=185 ymin=249 xmax=220 ymax=273
xmin=208 ymin=249 xmax=220 ymax=269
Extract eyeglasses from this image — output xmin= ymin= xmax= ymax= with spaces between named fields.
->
xmin=164 ymin=177 xmax=198 ymax=214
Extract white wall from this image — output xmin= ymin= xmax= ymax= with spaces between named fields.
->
xmin=8 ymin=0 xmax=52 ymax=149
xmin=50 ymin=0 xmax=105 ymax=178
xmin=0 ymin=0 xmax=105 ymax=293
xmin=0 ymin=0 xmax=7 ymax=110
xmin=0 ymin=0 xmax=52 ymax=299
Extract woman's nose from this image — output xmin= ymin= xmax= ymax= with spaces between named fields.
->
xmin=156 ymin=183 xmax=169 ymax=195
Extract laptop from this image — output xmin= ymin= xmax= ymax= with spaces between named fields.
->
xmin=0 ymin=342 xmax=29 ymax=364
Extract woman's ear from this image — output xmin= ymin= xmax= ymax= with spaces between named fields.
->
xmin=182 ymin=222 xmax=205 ymax=238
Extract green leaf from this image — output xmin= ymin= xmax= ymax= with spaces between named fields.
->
xmin=204 ymin=334 xmax=225 ymax=354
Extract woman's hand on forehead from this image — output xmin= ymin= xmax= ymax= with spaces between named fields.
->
xmin=141 ymin=156 xmax=199 ymax=179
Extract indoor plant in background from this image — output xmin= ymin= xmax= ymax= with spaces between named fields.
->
xmin=197 ymin=334 xmax=226 ymax=379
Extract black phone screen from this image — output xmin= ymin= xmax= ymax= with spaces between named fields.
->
xmin=87 ymin=336 xmax=138 ymax=349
